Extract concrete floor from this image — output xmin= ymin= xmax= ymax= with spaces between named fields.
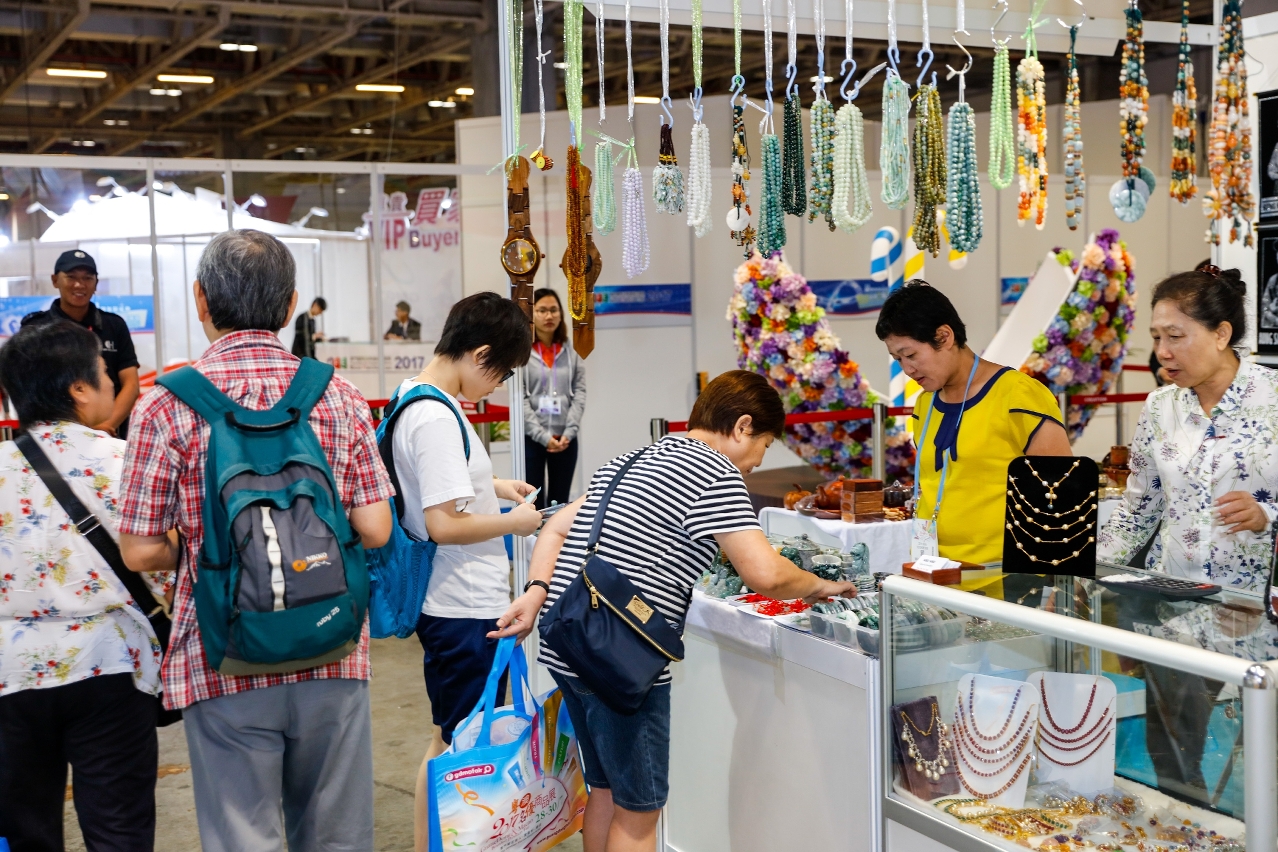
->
xmin=62 ymin=637 xmax=587 ymax=852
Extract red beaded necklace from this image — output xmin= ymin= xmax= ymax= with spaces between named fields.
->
xmin=955 ymin=699 xmax=1035 ymax=760
xmin=1037 ymin=707 xmax=1112 ymax=749
xmin=964 ymin=680 xmax=1023 ymax=741
xmin=1039 ymin=677 xmax=1097 ymax=735
xmin=1037 ymin=729 xmax=1113 ymax=767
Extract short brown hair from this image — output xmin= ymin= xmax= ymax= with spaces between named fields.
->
xmin=687 ymin=370 xmax=786 ymax=438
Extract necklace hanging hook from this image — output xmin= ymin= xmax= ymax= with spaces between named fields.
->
xmin=991 ymin=0 xmax=1010 ymax=46
xmin=660 ymin=94 xmax=675 ymax=129
xmin=1057 ymin=0 xmax=1086 ymax=31
xmin=839 ymin=56 xmax=859 ymax=101
xmin=730 ymin=74 xmax=746 ymax=107
xmin=785 ymin=62 xmax=799 ymax=100
xmin=688 ymin=86 xmax=704 ymax=122
xmin=915 ymin=46 xmax=934 ymax=88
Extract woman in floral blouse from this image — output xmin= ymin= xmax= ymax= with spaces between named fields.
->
xmin=0 ymin=321 xmax=172 ymax=851
xmin=1099 ymin=266 xmax=1278 ymax=591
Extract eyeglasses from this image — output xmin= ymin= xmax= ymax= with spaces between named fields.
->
xmin=534 ymin=307 xmax=560 ymax=317
xmin=501 ymin=369 xmax=515 ymax=383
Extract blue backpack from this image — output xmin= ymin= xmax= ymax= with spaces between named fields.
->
xmin=367 ymin=384 xmax=470 ymax=639
xmin=156 ymin=359 xmax=368 ymax=675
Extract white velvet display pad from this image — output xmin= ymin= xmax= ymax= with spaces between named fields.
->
xmin=1026 ymin=672 xmax=1118 ymax=796
xmin=982 ymin=249 xmax=1080 ymax=369
xmin=953 ymin=674 xmax=1039 ymax=809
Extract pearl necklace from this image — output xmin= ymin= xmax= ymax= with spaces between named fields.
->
xmin=1062 ymin=25 xmax=1085 ymax=231
xmin=899 ymin=703 xmax=953 ymax=781
xmin=832 ymin=102 xmax=872 ymax=232
xmin=945 ymin=100 xmax=982 ymax=253
xmin=1170 ymin=0 xmax=1197 ymax=204
xmin=1023 ymin=459 xmax=1079 ymax=508
xmin=686 ymin=0 xmax=712 ymax=236
xmin=910 ymin=83 xmax=946 ymax=256
xmin=988 ymin=43 xmax=1015 ymax=190
xmin=621 ymin=157 xmax=650 ymax=278
xmin=880 ymin=70 xmax=911 ymax=210
xmin=1007 ymin=478 xmax=1094 ymax=519
xmin=1015 ymin=53 xmax=1047 ymax=229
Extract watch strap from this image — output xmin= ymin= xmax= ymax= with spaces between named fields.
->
xmin=524 ymin=579 xmax=551 ymax=595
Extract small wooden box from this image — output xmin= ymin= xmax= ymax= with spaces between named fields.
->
xmin=841 ymin=489 xmax=883 ymax=523
xmin=844 ymin=478 xmax=884 ymax=492
xmin=902 ymin=561 xmax=963 ymax=585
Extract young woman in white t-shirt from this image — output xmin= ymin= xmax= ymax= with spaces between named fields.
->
xmin=404 ymin=293 xmax=541 ymax=851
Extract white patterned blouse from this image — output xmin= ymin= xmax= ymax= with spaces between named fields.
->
xmin=1098 ymin=360 xmax=1278 ymax=592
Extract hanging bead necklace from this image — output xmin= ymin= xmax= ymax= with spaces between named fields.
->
xmin=621 ymin=0 xmax=650 ymax=276
xmin=781 ymin=0 xmax=806 ymax=217
xmin=652 ymin=0 xmax=685 ymax=214
xmin=945 ymin=63 xmax=982 ymax=253
xmin=1015 ymin=0 xmax=1048 ymax=229
xmin=564 ymin=0 xmax=584 ymax=147
xmin=686 ymin=0 xmax=713 ymax=236
xmin=807 ymin=0 xmax=835 ymax=229
xmin=880 ymin=0 xmax=910 ymax=210
xmin=727 ymin=0 xmax=755 ymax=253
xmin=756 ymin=0 xmax=786 ymax=255
xmin=591 ymin=0 xmax=617 ymax=235
xmin=1114 ymin=0 xmax=1148 ymax=224
xmin=911 ymin=82 xmax=946 ymax=256
xmin=831 ymin=0 xmax=873 ymax=233
xmin=1062 ymin=25 xmax=1085 ymax=230
xmin=504 ymin=0 xmax=523 ymax=162
xmin=1204 ymin=0 xmax=1253 ymax=246
xmin=988 ymin=41 xmax=1015 ymax=190
xmin=1170 ymin=0 xmax=1197 ymax=204
xmin=565 ymin=132 xmax=589 ymax=320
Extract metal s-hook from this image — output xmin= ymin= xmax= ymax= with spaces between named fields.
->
xmin=729 ymin=74 xmax=746 ymax=108
xmin=850 ymin=60 xmax=887 ymax=100
xmin=990 ymin=0 xmax=1010 ymax=46
xmin=688 ymin=86 xmax=704 ymax=122
xmin=838 ymin=56 xmax=858 ymax=101
xmin=945 ymin=34 xmax=972 ymax=102
xmin=1057 ymin=0 xmax=1086 ymax=30
xmin=785 ymin=63 xmax=799 ymax=100
xmin=660 ymin=94 xmax=675 ymax=129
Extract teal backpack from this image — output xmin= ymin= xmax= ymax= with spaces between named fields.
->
xmin=367 ymin=383 xmax=469 ymax=639
xmin=157 ymin=359 xmax=367 ymax=676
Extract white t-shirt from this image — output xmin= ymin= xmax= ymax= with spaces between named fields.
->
xmin=392 ymin=380 xmax=511 ymax=620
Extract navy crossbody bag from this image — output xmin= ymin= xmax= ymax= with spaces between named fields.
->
xmin=539 ymin=447 xmax=685 ymax=715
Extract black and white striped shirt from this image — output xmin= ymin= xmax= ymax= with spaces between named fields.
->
xmin=538 ymin=436 xmax=761 ymax=683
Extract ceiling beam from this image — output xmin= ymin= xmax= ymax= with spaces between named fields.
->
xmin=74 ymin=8 xmax=231 ymax=128
xmin=321 ymin=85 xmax=462 ymax=136
xmin=237 ymin=33 xmax=469 ymax=139
xmin=0 ymin=0 xmax=92 ymax=104
xmin=79 ymin=0 xmax=483 ymax=27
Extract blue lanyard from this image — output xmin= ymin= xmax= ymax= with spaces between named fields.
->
xmin=913 ymin=354 xmax=981 ymax=521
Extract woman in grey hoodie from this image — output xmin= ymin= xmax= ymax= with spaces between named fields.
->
xmin=522 ymin=289 xmax=586 ymax=508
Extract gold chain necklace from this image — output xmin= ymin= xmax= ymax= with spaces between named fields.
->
xmin=1022 ymin=459 xmax=1079 ymax=509
xmin=1007 ymin=477 xmax=1094 ymax=519
xmin=1007 ymin=530 xmax=1095 ymax=566
xmin=1007 ymin=498 xmax=1093 ymax=531
xmin=1005 ymin=516 xmax=1095 ymax=547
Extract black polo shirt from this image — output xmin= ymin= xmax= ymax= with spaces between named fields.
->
xmin=21 ymin=300 xmax=140 ymax=432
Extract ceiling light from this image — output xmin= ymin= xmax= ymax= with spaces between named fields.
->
xmin=356 ymin=83 xmax=404 ymax=93
xmin=349 ymin=127 xmax=374 ymax=135
xmin=439 ymin=196 xmax=453 ymax=210
xmin=0 ymin=193 xmax=9 ymax=201
xmin=455 ymin=86 xmax=474 ymax=96
xmin=220 ymin=42 xmax=258 ymax=52
xmin=336 ymin=187 xmax=347 ymax=194
xmin=157 ymin=74 xmax=214 ymax=84
xmin=167 ymin=89 xmax=182 ymax=96
xmin=71 ymin=140 xmax=96 ymax=147
xmin=428 ymin=100 xmax=456 ymax=108
xmin=633 ymin=96 xmax=661 ymax=104
xmin=809 ymin=75 xmax=833 ymax=83
xmin=46 ymin=68 xmax=107 ymax=79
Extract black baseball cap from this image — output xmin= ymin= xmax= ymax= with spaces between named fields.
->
xmin=53 ymin=249 xmax=97 ymax=276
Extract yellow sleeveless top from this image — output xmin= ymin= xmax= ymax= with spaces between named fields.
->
xmin=911 ymin=368 xmax=1064 ymax=565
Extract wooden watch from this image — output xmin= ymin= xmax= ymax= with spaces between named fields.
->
xmin=501 ymin=156 xmax=542 ymax=318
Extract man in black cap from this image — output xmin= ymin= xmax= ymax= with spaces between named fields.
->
xmin=21 ymin=249 xmax=140 ymax=437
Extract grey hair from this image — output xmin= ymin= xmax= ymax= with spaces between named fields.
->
xmin=195 ymin=229 xmax=296 ymax=331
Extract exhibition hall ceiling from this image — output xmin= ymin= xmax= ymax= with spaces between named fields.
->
xmin=0 ymin=0 xmax=1243 ymax=162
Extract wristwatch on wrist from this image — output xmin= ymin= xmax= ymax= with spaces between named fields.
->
xmin=501 ymin=156 xmax=542 ymax=319
xmin=524 ymin=579 xmax=551 ymax=595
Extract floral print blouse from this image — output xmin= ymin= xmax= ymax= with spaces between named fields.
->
xmin=0 ymin=423 xmax=172 ymax=696
xmin=1098 ymin=360 xmax=1278 ymax=592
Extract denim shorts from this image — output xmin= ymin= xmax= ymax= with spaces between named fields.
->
xmin=550 ymin=672 xmax=672 ymax=812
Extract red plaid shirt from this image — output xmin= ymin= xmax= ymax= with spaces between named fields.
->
xmin=118 ymin=331 xmax=394 ymax=710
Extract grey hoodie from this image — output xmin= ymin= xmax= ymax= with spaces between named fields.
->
xmin=521 ymin=342 xmax=587 ymax=446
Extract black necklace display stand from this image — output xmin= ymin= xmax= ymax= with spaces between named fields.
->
xmin=1002 ymin=455 xmax=1100 ymax=577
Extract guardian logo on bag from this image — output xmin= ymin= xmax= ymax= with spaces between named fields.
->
xmin=444 ymin=765 xmax=495 ymax=783
xmin=292 ymin=552 xmax=331 ymax=572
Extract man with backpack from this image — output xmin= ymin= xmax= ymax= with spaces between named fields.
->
xmin=117 ymin=229 xmax=394 ymax=852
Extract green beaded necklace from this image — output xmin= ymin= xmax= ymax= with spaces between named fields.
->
xmin=757 ymin=0 xmax=786 ymax=254
xmin=806 ymin=0 xmax=834 ymax=229
xmin=910 ymin=83 xmax=946 ymax=256
xmin=988 ymin=42 xmax=1015 ymax=190
xmin=781 ymin=0 xmax=806 ymax=216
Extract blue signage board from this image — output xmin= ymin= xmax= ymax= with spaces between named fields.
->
xmin=0 ymin=295 xmax=155 ymax=336
xmin=807 ymin=278 xmax=890 ymax=316
xmin=593 ymin=284 xmax=691 ymax=315
xmin=1001 ymin=277 xmax=1029 ymax=306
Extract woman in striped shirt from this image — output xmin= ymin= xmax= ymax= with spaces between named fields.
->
xmin=491 ymin=370 xmax=854 ymax=852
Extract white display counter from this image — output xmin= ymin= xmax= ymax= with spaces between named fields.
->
xmin=760 ymin=507 xmax=912 ymax=570
xmin=666 ymin=593 xmax=883 ymax=852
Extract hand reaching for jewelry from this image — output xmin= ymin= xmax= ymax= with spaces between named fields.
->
xmin=1215 ymin=491 xmax=1270 ymax=534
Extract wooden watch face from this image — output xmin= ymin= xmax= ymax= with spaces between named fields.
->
xmin=501 ymin=237 xmax=539 ymax=276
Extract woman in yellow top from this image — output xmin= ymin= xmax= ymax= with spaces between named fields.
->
xmin=875 ymin=281 xmax=1073 ymax=565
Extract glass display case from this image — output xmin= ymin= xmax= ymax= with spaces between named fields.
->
xmin=880 ymin=562 xmax=1278 ymax=852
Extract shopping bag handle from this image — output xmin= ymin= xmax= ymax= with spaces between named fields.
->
xmin=476 ymin=637 xmax=537 ymax=748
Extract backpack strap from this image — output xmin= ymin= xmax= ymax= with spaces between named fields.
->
xmin=156 ymin=359 xmax=334 ymax=433
xmin=378 ymin=385 xmax=470 ymax=526
xmin=155 ymin=366 xmax=236 ymax=422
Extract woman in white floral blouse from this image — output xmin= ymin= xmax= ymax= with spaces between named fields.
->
xmin=0 ymin=321 xmax=172 ymax=851
xmin=1099 ymin=266 xmax=1278 ymax=591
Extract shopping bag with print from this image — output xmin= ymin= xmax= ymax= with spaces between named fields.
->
xmin=427 ymin=637 xmax=586 ymax=852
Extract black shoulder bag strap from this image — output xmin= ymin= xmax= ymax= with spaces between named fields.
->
xmin=15 ymin=432 xmax=172 ymax=652
xmin=585 ymin=446 xmax=653 ymax=554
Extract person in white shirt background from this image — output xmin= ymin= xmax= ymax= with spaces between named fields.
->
xmin=0 ymin=320 xmax=172 ymax=851
xmin=397 ymin=292 xmax=541 ymax=852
